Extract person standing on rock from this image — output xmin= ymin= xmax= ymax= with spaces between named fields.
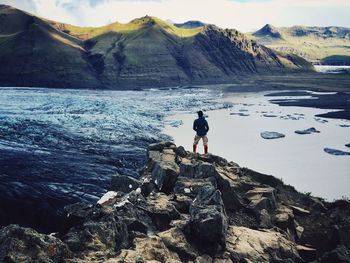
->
xmin=193 ymin=110 xmax=209 ymax=154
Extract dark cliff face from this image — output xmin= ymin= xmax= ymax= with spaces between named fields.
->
xmin=0 ymin=5 xmax=313 ymax=89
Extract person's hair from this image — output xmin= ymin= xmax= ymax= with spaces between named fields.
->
xmin=197 ymin=111 xmax=203 ymax=117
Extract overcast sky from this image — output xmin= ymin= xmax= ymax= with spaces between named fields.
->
xmin=1 ymin=0 xmax=350 ymax=32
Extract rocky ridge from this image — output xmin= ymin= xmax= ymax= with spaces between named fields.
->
xmin=1 ymin=142 xmax=350 ymax=262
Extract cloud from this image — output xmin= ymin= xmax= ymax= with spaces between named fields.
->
xmin=1 ymin=0 xmax=349 ymax=31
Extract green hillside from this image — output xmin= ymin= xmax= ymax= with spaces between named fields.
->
xmin=0 ymin=5 xmax=313 ymax=89
xmin=250 ymin=24 xmax=350 ymax=65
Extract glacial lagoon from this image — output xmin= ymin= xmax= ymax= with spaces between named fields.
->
xmin=165 ymin=90 xmax=350 ymax=200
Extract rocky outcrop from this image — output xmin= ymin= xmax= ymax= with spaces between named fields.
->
xmin=0 ymin=141 xmax=350 ymax=262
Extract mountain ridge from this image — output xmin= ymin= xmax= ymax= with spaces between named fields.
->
xmin=0 ymin=5 xmax=313 ymax=89
xmin=251 ymin=24 xmax=350 ymax=64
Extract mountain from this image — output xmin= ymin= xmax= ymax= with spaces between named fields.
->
xmin=174 ymin=20 xmax=206 ymax=29
xmin=252 ymin=24 xmax=284 ymax=39
xmin=250 ymin=24 xmax=350 ymax=65
xmin=0 ymin=5 xmax=313 ymax=89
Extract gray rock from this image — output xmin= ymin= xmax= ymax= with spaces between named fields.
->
xmin=159 ymin=227 xmax=197 ymax=261
xmin=189 ymin=186 xmax=228 ymax=253
xmin=148 ymin=141 xmax=176 ymax=152
xmin=295 ymin=127 xmax=320 ymax=135
xmin=179 ymin=161 xmax=217 ymax=179
xmin=152 ymin=161 xmax=180 ymax=193
xmin=324 ymin=148 xmax=350 ymax=156
xmin=174 ymin=146 xmax=188 ymax=158
xmin=260 ymin=131 xmax=285 ymax=139
xmin=0 ymin=224 xmax=71 ymax=263
xmin=146 ymin=192 xmax=181 ymax=231
xmin=110 ymin=174 xmax=140 ymax=193
xmin=63 ymin=212 xmax=128 ymax=256
xmin=226 ymin=226 xmax=301 ymax=263
xmin=174 ymin=177 xmax=217 ymax=199
xmin=245 ymin=187 xmax=277 ymax=213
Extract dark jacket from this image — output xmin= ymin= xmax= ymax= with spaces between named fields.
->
xmin=193 ymin=116 xmax=209 ymax=136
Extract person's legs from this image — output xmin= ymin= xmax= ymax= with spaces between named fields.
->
xmin=203 ymin=136 xmax=208 ymax=154
xmin=193 ymin=135 xmax=200 ymax=153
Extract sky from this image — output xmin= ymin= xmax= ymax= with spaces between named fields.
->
xmin=1 ymin=0 xmax=350 ymax=32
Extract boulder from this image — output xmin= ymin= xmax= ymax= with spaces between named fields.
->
xmin=274 ymin=206 xmax=294 ymax=230
xmin=245 ymin=187 xmax=277 ymax=213
xmin=147 ymin=192 xmax=181 ymax=231
xmin=189 ymin=186 xmax=228 ymax=253
xmin=174 ymin=177 xmax=217 ymax=199
xmin=148 ymin=141 xmax=176 ymax=152
xmin=159 ymin=227 xmax=197 ymax=261
xmin=62 ymin=211 xmax=128 ymax=257
xmin=162 ymin=148 xmax=176 ymax=162
xmin=0 ymin=224 xmax=71 ymax=263
xmin=110 ymin=174 xmax=140 ymax=193
xmin=174 ymin=146 xmax=188 ymax=158
xmin=215 ymin=166 xmax=244 ymax=211
xmin=152 ymin=161 xmax=180 ymax=193
xmin=179 ymin=161 xmax=217 ymax=179
xmin=226 ymin=226 xmax=301 ymax=263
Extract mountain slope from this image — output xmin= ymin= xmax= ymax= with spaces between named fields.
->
xmin=0 ymin=5 xmax=313 ymax=89
xmin=250 ymin=24 xmax=350 ymax=64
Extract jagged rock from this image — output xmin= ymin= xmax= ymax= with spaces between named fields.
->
xmin=245 ymin=187 xmax=277 ymax=213
xmin=215 ymin=166 xmax=244 ymax=211
xmin=274 ymin=206 xmax=294 ymax=230
xmin=174 ymin=177 xmax=217 ymax=198
xmin=226 ymin=226 xmax=301 ymax=263
xmin=148 ymin=141 xmax=176 ymax=152
xmin=110 ymin=174 xmax=140 ymax=193
xmin=290 ymin=205 xmax=310 ymax=216
xmin=148 ymin=150 xmax=162 ymax=162
xmin=296 ymin=245 xmax=317 ymax=262
xmin=189 ymin=186 xmax=228 ymax=253
xmin=179 ymin=160 xmax=217 ymax=179
xmin=152 ymin=161 xmax=180 ymax=193
xmin=174 ymin=146 xmax=188 ymax=158
xmin=0 ymin=224 xmax=71 ymax=263
xmin=162 ymin=148 xmax=176 ymax=162
xmin=62 ymin=208 xmax=128 ymax=257
xmin=113 ymin=192 xmax=155 ymax=235
xmin=146 ymin=192 xmax=181 ymax=231
xmin=159 ymin=227 xmax=197 ymax=261
xmin=110 ymin=235 xmax=182 ymax=262
xmin=259 ymin=209 xmax=273 ymax=228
